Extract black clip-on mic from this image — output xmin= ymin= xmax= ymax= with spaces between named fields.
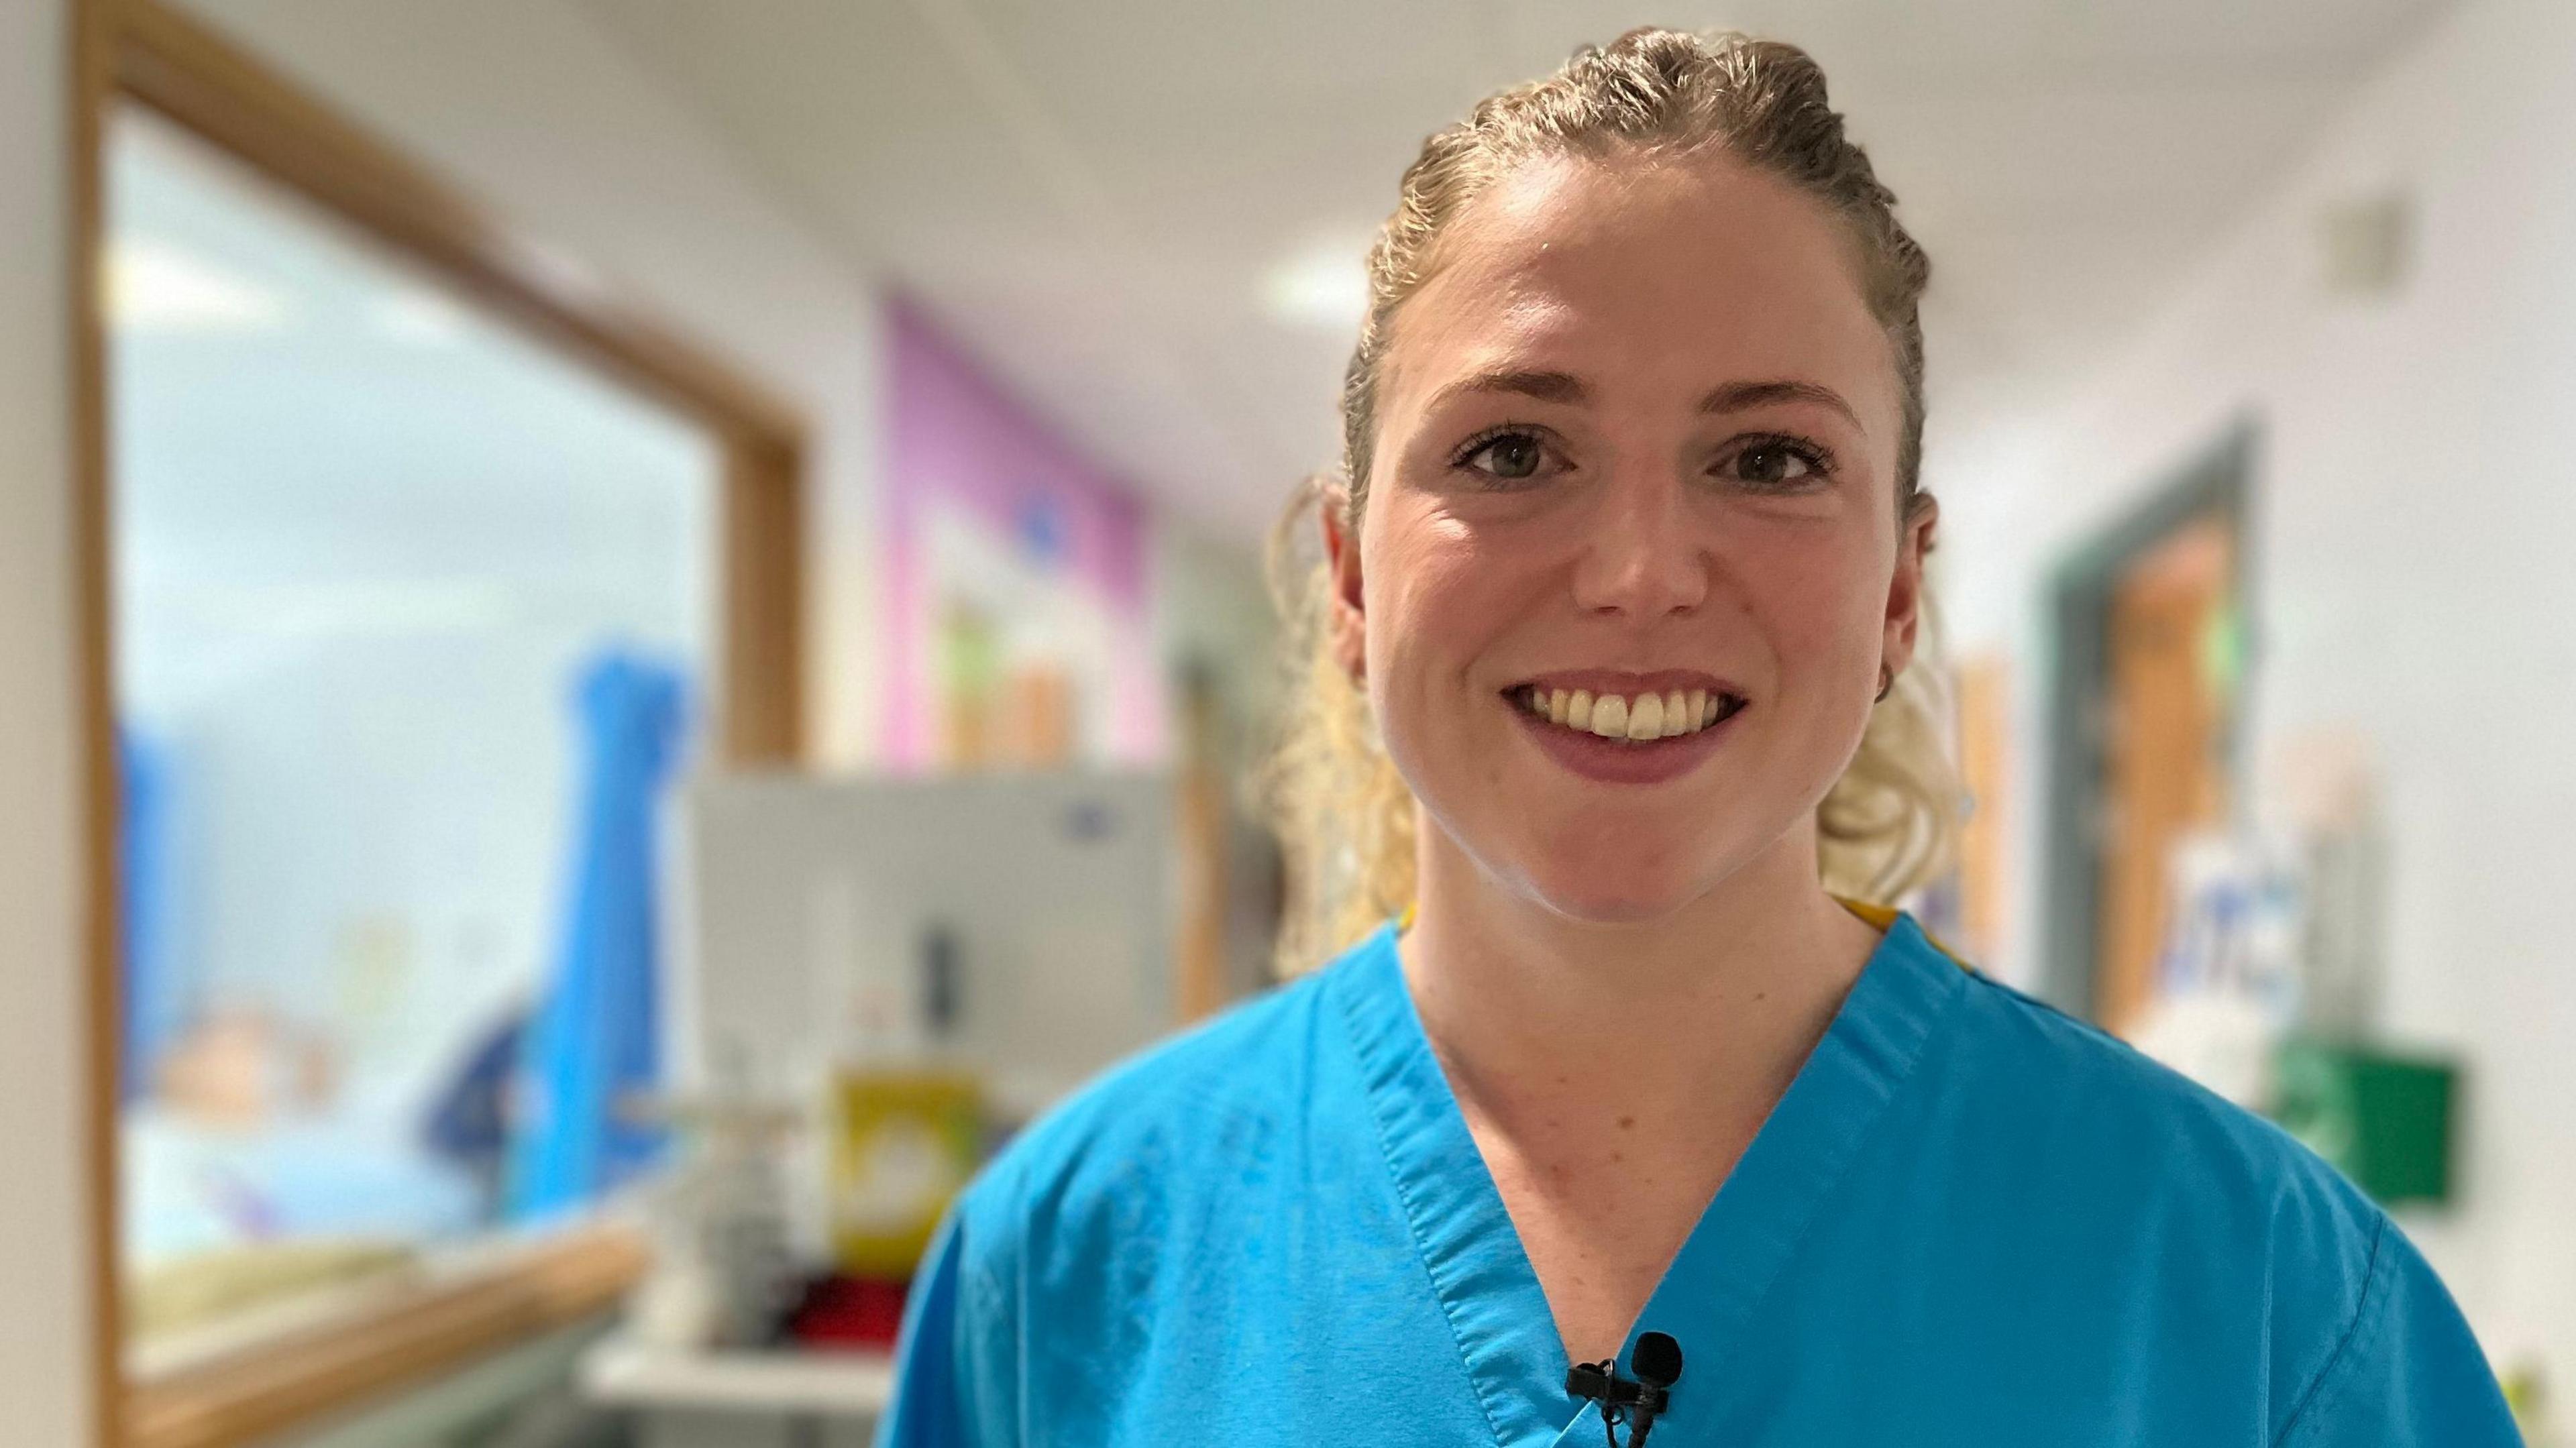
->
xmin=1566 ymin=1331 xmax=1684 ymax=1448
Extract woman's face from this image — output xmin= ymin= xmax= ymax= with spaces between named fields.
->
xmin=1326 ymin=152 xmax=1934 ymax=923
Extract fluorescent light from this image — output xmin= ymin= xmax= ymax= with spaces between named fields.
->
xmin=108 ymin=237 xmax=288 ymax=333
xmin=1262 ymin=233 xmax=1373 ymax=332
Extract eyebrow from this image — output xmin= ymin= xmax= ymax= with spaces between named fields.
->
xmin=1425 ymin=369 xmax=1864 ymax=431
xmin=1699 ymin=378 xmax=1862 ymax=431
xmin=1426 ymin=368 xmax=1590 ymax=412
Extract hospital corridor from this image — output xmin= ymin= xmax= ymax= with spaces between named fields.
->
xmin=1 ymin=0 xmax=2572 ymax=1444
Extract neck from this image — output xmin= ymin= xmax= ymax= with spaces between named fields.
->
xmin=1398 ymin=826 xmax=1883 ymax=1148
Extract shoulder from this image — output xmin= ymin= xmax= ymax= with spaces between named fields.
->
xmin=947 ymin=946 xmax=1349 ymax=1266
xmin=1941 ymin=966 xmax=2384 ymax=1270
xmin=1932 ymin=965 xmax=2510 ymax=1437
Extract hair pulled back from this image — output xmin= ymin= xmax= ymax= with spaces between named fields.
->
xmin=1260 ymin=28 xmax=1960 ymax=972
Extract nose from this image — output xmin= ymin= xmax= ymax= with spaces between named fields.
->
xmin=1568 ymin=469 xmax=1709 ymax=620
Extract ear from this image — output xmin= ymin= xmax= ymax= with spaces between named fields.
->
xmin=1880 ymin=492 xmax=1938 ymax=678
xmin=1320 ymin=484 xmax=1366 ymax=681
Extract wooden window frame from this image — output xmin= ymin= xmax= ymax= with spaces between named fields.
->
xmin=67 ymin=1 xmax=810 ymax=1442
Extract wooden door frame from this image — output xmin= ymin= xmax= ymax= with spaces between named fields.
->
xmin=2037 ymin=420 xmax=2257 ymax=1021
xmin=68 ymin=1 xmax=808 ymax=1441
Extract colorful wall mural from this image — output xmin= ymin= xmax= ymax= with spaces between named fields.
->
xmin=881 ymin=298 xmax=1165 ymax=771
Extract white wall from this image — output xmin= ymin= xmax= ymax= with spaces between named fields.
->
xmin=1938 ymin=0 xmax=2576 ymax=1390
xmin=175 ymin=0 xmax=891 ymax=771
xmin=0 ymin=0 xmax=100 ymax=1439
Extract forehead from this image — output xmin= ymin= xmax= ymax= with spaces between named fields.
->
xmin=1384 ymin=153 xmax=1896 ymax=419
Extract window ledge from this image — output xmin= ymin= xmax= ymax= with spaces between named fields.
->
xmin=125 ymin=1225 xmax=649 ymax=1448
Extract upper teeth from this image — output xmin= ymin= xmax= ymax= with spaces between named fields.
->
xmin=1519 ymin=685 xmax=1733 ymax=741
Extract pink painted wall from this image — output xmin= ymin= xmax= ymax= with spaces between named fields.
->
xmin=881 ymin=297 xmax=1163 ymax=768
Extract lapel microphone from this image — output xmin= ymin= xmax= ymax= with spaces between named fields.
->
xmin=1566 ymin=1331 xmax=1684 ymax=1447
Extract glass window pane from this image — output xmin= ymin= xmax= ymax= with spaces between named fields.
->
xmin=109 ymin=107 xmax=720 ymax=1349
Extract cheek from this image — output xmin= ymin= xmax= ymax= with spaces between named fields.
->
xmin=1728 ymin=525 xmax=1887 ymax=679
xmin=1361 ymin=506 xmax=1514 ymax=684
xmin=1358 ymin=508 xmax=1536 ymax=800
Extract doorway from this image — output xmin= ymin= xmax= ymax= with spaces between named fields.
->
xmin=2039 ymin=425 xmax=2255 ymax=1032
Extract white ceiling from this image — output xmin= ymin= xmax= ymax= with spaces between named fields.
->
xmin=584 ymin=0 xmax=2456 ymax=543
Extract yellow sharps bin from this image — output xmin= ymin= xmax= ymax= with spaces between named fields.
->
xmin=829 ymin=1065 xmax=984 ymax=1277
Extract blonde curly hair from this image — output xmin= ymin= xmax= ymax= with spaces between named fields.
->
xmin=1258 ymin=27 xmax=1962 ymax=975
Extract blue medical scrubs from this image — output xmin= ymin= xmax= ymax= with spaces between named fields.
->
xmin=877 ymin=908 xmax=2519 ymax=1445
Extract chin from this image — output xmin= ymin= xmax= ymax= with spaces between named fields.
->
xmin=1517 ymin=856 xmax=1713 ymax=926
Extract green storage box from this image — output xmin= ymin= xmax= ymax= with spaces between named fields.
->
xmin=2269 ymin=1038 xmax=2457 ymax=1208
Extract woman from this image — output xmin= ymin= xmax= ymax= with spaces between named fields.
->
xmin=879 ymin=30 xmax=2516 ymax=1446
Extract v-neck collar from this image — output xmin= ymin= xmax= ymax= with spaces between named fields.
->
xmin=1328 ymin=904 xmax=1970 ymax=1446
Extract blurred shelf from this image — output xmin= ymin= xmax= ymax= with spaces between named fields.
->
xmin=577 ymin=1331 xmax=894 ymax=1416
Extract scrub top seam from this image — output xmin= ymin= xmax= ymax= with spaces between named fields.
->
xmin=2271 ymin=1212 xmax=2392 ymax=1448
xmin=1686 ymin=932 xmax=1972 ymax=1357
xmin=1329 ymin=930 xmax=1519 ymax=1448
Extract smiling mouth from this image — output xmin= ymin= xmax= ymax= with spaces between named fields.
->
xmin=1506 ymin=683 xmax=1749 ymax=743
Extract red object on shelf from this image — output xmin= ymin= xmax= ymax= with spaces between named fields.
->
xmin=786 ymin=1272 xmax=912 ymax=1351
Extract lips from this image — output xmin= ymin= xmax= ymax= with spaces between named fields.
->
xmin=1503 ymin=669 xmax=1750 ymax=738
xmin=1510 ymin=682 xmax=1749 ymax=742
xmin=1489 ymin=669 xmax=1754 ymax=782
xmin=1512 ymin=667 xmax=1747 ymax=701
xmin=1505 ymin=683 xmax=1749 ymax=784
